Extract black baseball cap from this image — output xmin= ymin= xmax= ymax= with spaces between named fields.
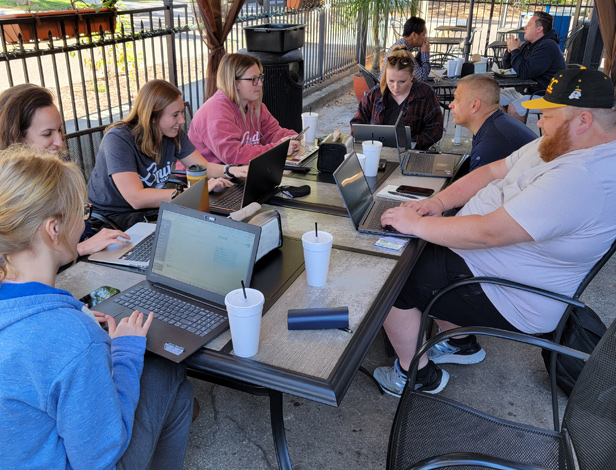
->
xmin=522 ymin=68 xmax=615 ymax=110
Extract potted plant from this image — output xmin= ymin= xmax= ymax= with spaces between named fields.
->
xmin=1 ymin=0 xmax=118 ymax=45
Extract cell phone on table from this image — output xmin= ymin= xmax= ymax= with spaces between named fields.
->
xmin=292 ymin=126 xmax=310 ymax=141
xmin=378 ymin=158 xmax=387 ymax=171
xmin=395 ymin=185 xmax=434 ymax=197
xmin=79 ymin=285 xmax=121 ymax=307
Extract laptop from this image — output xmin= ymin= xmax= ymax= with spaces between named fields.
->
xmin=88 ymin=222 xmax=156 ymax=270
xmin=173 ymin=141 xmax=290 ymax=216
xmin=333 ymin=153 xmax=415 ymax=238
xmin=394 ymin=111 xmax=458 ymax=177
xmin=93 ymin=202 xmax=262 ymax=362
xmin=352 ymin=123 xmax=413 ymax=148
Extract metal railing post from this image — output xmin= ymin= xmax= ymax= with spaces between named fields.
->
xmin=356 ymin=9 xmax=368 ymax=65
xmin=318 ymin=7 xmax=326 ymax=79
xmin=164 ymin=0 xmax=178 ymax=87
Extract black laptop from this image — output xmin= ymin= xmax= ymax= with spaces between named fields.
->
xmin=393 ymin=111 xmax=459 ymax=177
xmin=173 ymin=141 xmax=290 ymax=216
xmin=93 ymin=202 xmax=262 ymax=362
xmin=333 ymin=153 xmax=414 ymax=238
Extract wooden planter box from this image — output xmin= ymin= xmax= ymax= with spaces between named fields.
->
xmin=1 ymin=8 xmax=116 ymax=44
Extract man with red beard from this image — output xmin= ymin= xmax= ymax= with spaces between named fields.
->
xmin=372 ymin=68 xmax=616 ymax=397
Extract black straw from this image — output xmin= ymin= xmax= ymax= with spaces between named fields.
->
xmin=309 ymin=106 xmax=312 ymax=115
xmin=372 ymin=132 xmax=374 ymax=143
xmin=315 ymin=222 xmax=318 ymax=238
xmin=241 ymin=280 xmax=247 ymax=299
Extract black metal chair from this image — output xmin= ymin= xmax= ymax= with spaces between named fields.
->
xmin=414 ymin=237 xmax=616 ymax=431
xmin=386 ymin=316 xmax=616 ymax=469
xmin=358 ymin=64 xmax=379 ymax=89
xmin=428 ymin=53 xmax=458 ymax=70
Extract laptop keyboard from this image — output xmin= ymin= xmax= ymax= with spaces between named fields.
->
xmin=365 ymin=200 xmax=401 ymax=232
xmin=120 ymin=232 xmax=155 ymax=262
xmin=407 ymin=154 xmax=435 ymax=174
xmin=113 ymin=286 xmax=226 ymax=337
xmin=211 ymin=181 xmax=245 ymax=209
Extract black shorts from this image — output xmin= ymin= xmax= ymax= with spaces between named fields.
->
xmin=394 ymin=243 xmax=520 ymax=332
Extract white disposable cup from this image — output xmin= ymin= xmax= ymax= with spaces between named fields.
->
xmin=356 ymin=153 xmax=367 ymax=171
xmin=455 ymin=57 xmax=464 ymax=76
xmin=302 ymin=231 xmax=334 ymax=287
xmin=225 ymin=288 xmax=265 ymax=357
xmin=361 ymin=140 xmax=383 ymax=177
xmin=301 ymin=112 xmax=319 ymax=146
xmin=447 ymin=59 xmax=456 ymax=77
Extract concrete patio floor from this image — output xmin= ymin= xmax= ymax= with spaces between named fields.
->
xmin=183 ymin=84 xmax=616 ymax=469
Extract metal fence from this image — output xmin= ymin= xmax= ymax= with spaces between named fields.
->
xmin=0 ymin=0 xmax=602 ymax=140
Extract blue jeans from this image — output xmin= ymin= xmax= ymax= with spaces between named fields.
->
xmin=118 ymin=354 xmax=194 ymax=470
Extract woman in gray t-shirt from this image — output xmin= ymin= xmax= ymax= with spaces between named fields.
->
xmin=88 ymin=79 xmax=247 ymax=230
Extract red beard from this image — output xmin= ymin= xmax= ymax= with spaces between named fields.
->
xmin=538 ymin=120 xmax=573 ymax=163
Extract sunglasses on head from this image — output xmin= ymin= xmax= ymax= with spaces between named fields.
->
xmin=387 ymin=56 xmax=412 ymax=66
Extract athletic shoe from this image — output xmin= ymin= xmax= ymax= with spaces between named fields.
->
xmin=427 ymin=335 xmax=486 ymax=365
xmin=373 ymin=359 xmax=449 ymax=397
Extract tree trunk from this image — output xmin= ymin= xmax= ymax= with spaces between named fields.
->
xmin=371 ymin=9 xmax=381 ymax=75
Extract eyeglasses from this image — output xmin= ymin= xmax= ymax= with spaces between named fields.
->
xmin=387 ymin=56 xmax=412 ymax=67
xmin=236 ymin=73 xmax=265 ymax=86
xmin=83 ymin=203 xmax=92 ymax=221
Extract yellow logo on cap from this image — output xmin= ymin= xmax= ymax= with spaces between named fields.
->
xmin=546 ymin=76 xmax=558 ymax=95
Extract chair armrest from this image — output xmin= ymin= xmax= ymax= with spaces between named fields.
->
xmin=409 ymin=452 xmax=553 ymax=470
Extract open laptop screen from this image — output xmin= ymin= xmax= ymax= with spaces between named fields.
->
xmin=148 ymin=203 xmax=261 ymax=305
xmin=334 ymin=154 xmax=373 ymax=229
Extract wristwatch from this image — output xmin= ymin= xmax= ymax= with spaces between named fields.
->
xmin=224 ymin=164 xmax=234 ymax=179
xmin=170 ymin=184 xmax=184 ymax=199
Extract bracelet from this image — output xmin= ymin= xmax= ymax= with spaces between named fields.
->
xmin=223 ymin=164 xmax=234 ymax=179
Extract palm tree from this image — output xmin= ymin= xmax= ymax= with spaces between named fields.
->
xmin=347 ymin=0 xmax=419 ymax=75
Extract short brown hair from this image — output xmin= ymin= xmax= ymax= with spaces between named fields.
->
xmin=380 ymin=45 xmax=415 ymax=94
xmin=108 ymin=79 xmax=182 ymax=163
xmin=0 ymin=84 xmax=57 ymax=150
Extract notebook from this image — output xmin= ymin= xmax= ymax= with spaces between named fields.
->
xmin=93 ymin=202 xmax=262 ymax=362
xmin=87 ymin=222 xmax=156 ymax=270
xmin=198 ymin=140 xmax=289 ymax=215
xmin=352 ymin=123 xmax=413 ymax=148
xmin=333 ymin=153 xmax=415 ymax=238
xmin=394 ymin=111 xmax=458 ymax=177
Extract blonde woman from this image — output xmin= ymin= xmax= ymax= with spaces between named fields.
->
xmin=87 ymin=79 xmax=245 ymax=230
xmin=188 ymin=53 xmax=300 ymax=166
xmin=0 ymin=84 xmax=129 ymax=256
xmin=350 ymin=45 xmax=444 ymax=150
xmin=0 ymin=145 xmax=193 ymax=468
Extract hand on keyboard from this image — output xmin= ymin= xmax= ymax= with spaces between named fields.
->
xmin=106 ymin=309 xmax=154 ymax=339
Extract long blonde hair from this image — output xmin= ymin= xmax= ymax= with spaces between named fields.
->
xmin=108 ymin=79 xmax=183 ymax=164
xmin=0 ymin=144 xmax=86 ymax=281
xmin=380 ymin=45 xmax=416 ymax=94
xmin=217 ymin=53 xmax=263 ymax=124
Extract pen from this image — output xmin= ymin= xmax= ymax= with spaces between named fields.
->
xmin=389 ymin=191 xmax=419 ymax=199
xmin=338 ymin=327 xmax=353 ymax=334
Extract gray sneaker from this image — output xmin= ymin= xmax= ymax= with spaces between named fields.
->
xmin=428 ymin=335 xmax=486 ymax=365
xmin=373 ymin=360 xmax=450 ymax=397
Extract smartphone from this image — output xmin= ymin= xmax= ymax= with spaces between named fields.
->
xmin=292 ymin=126 xmax=310 ymax=141
xmin=395 ymin=185 xmax=434 ymax=197
xmin=79 ymin=285 xmax=121 ymax=307
xmin=378 ymin=158 xmax=387 ymax=171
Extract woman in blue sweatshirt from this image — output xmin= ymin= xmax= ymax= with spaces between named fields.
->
xmin=0 ymin=145 xmax=194 ymax=469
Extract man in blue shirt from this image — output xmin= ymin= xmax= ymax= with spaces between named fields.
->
xmin=450 ymin=74 xmax=537 ymax=171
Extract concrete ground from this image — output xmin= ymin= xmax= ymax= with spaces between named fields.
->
xmin=183 ymin=83 xmax=616 ymax=469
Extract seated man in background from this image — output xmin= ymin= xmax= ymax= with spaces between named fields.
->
xmin=352 ymin=46 xmax=443 ymax=150
xmin=380 ymin=17 xmax=431 ymax=82
xmin=449 ymin=74 xmax=537 ymax=171
xmin=501 ymin=11 xmax=565 ymax=123
xmin=373 ymin=68 xmax=616 ymax=396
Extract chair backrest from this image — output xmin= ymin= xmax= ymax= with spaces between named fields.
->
xmin=428 ymin=53 xmax=457 ymax=69
xmin=183 ymin=101 xmax=194 ymax=134
xmin=563 ymin=317 xmax=616 ymax=469
xmin=358 ymin=64 xmax=379 ymax=89
xmin=64 ymin=124 xmax=107 ymax=183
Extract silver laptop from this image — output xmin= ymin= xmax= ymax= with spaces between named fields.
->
xmin=394 ymin=111 xmax=458 ymax=177
xmin=352 ymin=123 xmax=413 ymax=148
xmin=93 ymin=202 xmax=262 ymax=362
xmin=333 ymin=153 xmax=415 ymax=238
xmin=88 ymin=222 xmax=156 ymax=270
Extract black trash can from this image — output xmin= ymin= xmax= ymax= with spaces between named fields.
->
xmin=568 ymin=21 xmax=604 ymax=68
xmin=241 ymin=24 xmax=305 ymax=132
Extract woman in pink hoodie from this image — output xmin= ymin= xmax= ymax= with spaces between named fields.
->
xmin=188 ymin=53 xmax=300 ymax=166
